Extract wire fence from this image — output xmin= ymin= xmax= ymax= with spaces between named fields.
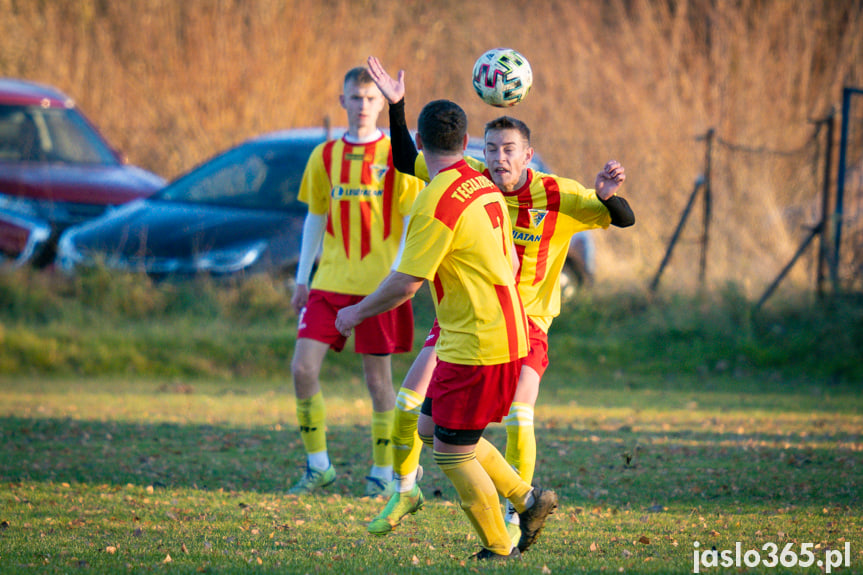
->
xmin=651 ymin=90 xmax=863 ymax=301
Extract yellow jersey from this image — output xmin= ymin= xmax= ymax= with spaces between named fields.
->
xmin=299 ymin=134 xmax=423 ymax=295
xmin=397 ymin=160 xmax=529 ymax=365
xmin=413 ymin=154 xmax=610 ymax=331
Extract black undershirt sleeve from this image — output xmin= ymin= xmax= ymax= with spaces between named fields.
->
xmin=599 ymin=194 xmax=635 ymax=228
xmin=388 ymin=99 xmax=419 ymax=176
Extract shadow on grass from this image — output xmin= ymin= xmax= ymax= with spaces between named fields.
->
xmin=2 ymin=415 xmax=860 ymax=511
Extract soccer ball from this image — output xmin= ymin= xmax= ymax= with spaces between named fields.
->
xmin=472 ymin=48 xmax=533 ymax=107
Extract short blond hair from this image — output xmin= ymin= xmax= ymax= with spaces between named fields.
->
xmin=344 ymin=67 xmax=374 ymax=87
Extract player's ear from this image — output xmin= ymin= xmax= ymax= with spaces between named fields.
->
xmin=525 ymin=146 xmax=535 ymax=162
xmin=415 ymin=133 xmax=424 ymax=151
xmin=461 ymin=133 xmax=469 ymax=151
xmin=338 ymin=94 xmax=346 ymax=109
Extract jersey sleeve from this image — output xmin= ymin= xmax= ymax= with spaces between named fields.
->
xmin=396 ymin=212 xmax=452 ymax=281
xmin=414 ymin=154 xmax=430 ymax=183
xmin=396 ymin=171 xmax=424 ymax=216
xmin=465 ymin=155 xmax=487 ymax=173
xmin=298 ymin=143 xmax=331 ymax=215
xmin=553 ymin=174 xmax=613 ymax=230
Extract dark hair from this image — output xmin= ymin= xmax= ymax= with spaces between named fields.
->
xmin=484 ymin=116 xmax=531 ymax=145
xmin=344 ymin=66 xmax=374 ymax=87
xmin=417 ymin=100 xmax=467 ymax=154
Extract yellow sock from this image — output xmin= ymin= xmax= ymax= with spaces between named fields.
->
xmin=297 ymin=391 xmax=327 ymax=456
xmin=475 ymin=437 xmax=533 ymax=513
xmin=434 ymin=450 xmax=511 ymax=555
xmin=393 ymin=388 xmax=424 ymax=476
xmin=504 ymin=402 xmax=536 ymax=484
xmin=371 ymin=409 xmax=395 ymax=468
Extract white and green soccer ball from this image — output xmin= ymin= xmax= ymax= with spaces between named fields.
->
xmin=472 ymin=48 xmax=533 ymax=108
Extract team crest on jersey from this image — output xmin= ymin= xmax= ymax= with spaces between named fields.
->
xmin=371 ymin=164 xmax=389 ymax=182
xmin=528 ymin=209 xmax=547 ymax=228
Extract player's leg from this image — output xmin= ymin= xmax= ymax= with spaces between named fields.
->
xmin=355 ymin=300 xmax=415 ymax=497
xmin=393 ymin=330 xmax=438 ymax=489
xmin=472 ymin=434 xmax=558 ymax=553
xmin=502 ymin=365 xmax=540 ymax=542
xmin=393 ymin=351 xmax=434 ymax=484
xmin=361 ymin=353 xmax=397 ymax=496
xmin=433 ymin=431 xmax=516 ymax=558
xmin=429 ymin=359 xmax=550 ymax=559
xmin=503 ymin=321 xmax=549 ymax=541
xmin=368 ymin=345 xmax=436 ymax=535
xmin=506 ymin=366 xmax=541 ymax=483
xmin=289 ymin=337 xmax=336 ymax=494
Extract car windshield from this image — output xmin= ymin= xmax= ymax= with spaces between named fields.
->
xmin=155 ymin=143 xmax=314 ymax=211
xmin=0 ymin=104 xmax=120 ymax=165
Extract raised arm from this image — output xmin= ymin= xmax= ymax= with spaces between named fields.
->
xmin=595 ymin=160 xmax=635 ymax=228
xmin=368 ymin=56 xmax=404 ymax=104
xmin=368 ymin=56 xmax=418 ymax=175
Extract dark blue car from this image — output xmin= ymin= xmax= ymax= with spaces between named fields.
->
xmin=58 ymin=128 xmax=328 ymax=280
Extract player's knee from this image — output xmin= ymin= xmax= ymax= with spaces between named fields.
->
xmin=291 ymin=356 xmax=319 ymax=388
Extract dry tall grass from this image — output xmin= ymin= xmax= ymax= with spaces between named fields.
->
xmin=2 ymin=0 xmax=862 ymax=296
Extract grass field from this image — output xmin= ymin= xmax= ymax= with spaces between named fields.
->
xmin=1 ymin=279 xmax=861 ymax=573
xmin=0 ymin=375 xmax=860 ymax=574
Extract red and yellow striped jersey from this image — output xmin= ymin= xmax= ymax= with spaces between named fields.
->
xmin=397 ymin=160 xmax=529 ymax=365
xmin=414 ymin=155 xmax=610 ymax=331
xmin=299 ymin=134 xmax=423 ymax=295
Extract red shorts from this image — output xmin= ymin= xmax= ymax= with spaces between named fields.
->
xmin=425 ymin=318 xmax=547 ymax=377
xmin=427 ymin=358 xmax=522 ymax=430
xmin=297 ymin=289 xmax=414 ymax=354
xmin=522 ymin=319 xmax=550 ymax=377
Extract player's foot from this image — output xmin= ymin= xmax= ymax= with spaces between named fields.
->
xmin=471 ymin=547 xmax=522 ymax=561
xmin=517 ymin=487 xmax=558 ymax=552
xmin=504 ymin=499 xmax=522 ymax=549
xmin=287 ymin=463 xmax=336 ymax=495
xmin=367 ymin=485 xmax=425 ymax=535
xmin=364 ymin=475 xmax=395 ymax=498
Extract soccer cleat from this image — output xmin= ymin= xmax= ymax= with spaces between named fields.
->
xmin=517 ymin=487 xmax=558 ymax=552
xmin=364 ymin=475 xmax=395 ymax=498
xmin=505 ymin=520 xmax=521 ymax=549
xmin=504 ymin=500 xmax=521 ymax=549
xmin=287 ymin=464 xmax=336 ymax=495
xmin=472 ymin=547 xmax=522 ymax=561
xmin=367 ymin=485 xmax=425 ymax=535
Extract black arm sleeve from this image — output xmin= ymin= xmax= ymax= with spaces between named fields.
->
xmin=388 ymin=99 xmax=419 ymax=176
xmin=599 ymin=194 xmax=635 ymax=228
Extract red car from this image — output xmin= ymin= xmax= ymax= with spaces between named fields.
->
xmin=0 ymin=79 xmax=165 ymax=267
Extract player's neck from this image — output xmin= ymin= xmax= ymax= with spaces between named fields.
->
xmin=345 ymin=127 xmax=382 ymax=144
xmin=425 ymin=153 xmax=464 ymax=179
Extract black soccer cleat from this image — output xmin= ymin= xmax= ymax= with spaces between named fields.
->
xmin=472 ymin=547 xmax=522 ymax=561
xmin=517 ymin=487 xmax=558 ymax=552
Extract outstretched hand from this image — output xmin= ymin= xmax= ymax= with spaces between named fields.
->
xmin=594 ymin=160 xmax=626 ymax=200
xmin=368 ymin=56 xmax=405 ymax=104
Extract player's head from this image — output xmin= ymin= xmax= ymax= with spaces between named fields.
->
xmin=483 ymin=116 xmax=534 ymax=192
xmin=340 ymin=66 xmax=385 ymax=136
xmin=416 ymin=99 xmax=468 ymax=155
